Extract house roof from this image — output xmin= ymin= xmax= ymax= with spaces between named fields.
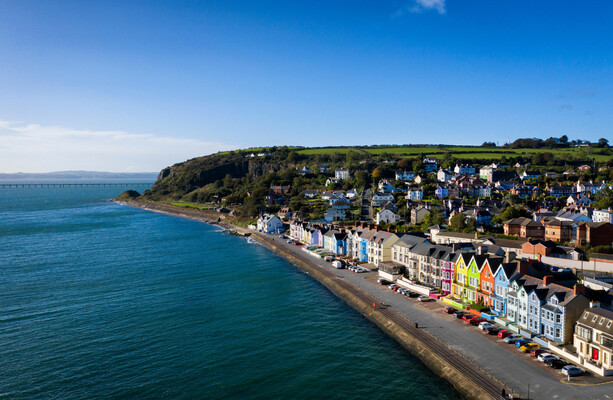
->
xmin=395 ymin=234 xmax=428 ymax=248
xmin=484 ymin=238 xmax=527 ymax=249
xmin=578 ymin=308 xmax=613 ymax=335
xmin=591 ymin=253 xmax=613 ymax=262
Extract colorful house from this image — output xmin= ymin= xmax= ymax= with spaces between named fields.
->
xmin=479 ymin=257 xmax=502 ymax=307
xmin=466 ymin=255 xmax=487 ymax=304
xmin=451 ymin=252 xmax=472 ymax=300
xmin=491 ymin=262 xmax=519 ymax=315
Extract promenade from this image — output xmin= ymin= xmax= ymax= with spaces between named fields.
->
xmin=256 ymin=232 xmax=613 ymax=400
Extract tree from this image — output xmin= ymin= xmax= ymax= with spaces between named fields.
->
xmin=598 ymin=138 xmax=610 ymax=148
xmin=464 ymin=217 xmax=476 ymax=233
xmin=397 ymin=158 xmax=412 ymax=170
xmin=449 ymin=213 xmax=466 ymax=232
xmin=372 ymin=167 xmax=383 ymax=180
xmin=421 ymin=209 xmax=443 ymax=230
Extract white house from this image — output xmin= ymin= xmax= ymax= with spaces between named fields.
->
xmin=376 ymin=209 xmax=401 ymax=225
xmin=454 ymin=164 xmax=475 ymax=175
xmin=257 ymin=214 xmax=284 ymax=233
xmin=378 ymin=180 xmax=397 ymax=193
xmin=406 ymin=187 xmax=423 ymax=201
xmin=592 ymin=209 xmax=613 ymax=224
xmin=437 ymin=168 xmax=452 ymax=182
xmin=372 ymin=192 xmax=394 ymax=206
xmin=335 ymin=168 xmax=350 ymax=180
xmin=345 ymin=189 xmax=358 ymax=199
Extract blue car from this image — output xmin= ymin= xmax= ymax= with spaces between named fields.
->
xmin=515 ymin=339 xmax=529 ymax=348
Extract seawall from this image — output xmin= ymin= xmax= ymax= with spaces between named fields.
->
xmin=117 ymin=199 xmax=505 ymax=400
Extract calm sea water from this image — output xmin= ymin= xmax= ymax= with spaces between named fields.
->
xmin=0 ymin=186 xmax=461 ymax=400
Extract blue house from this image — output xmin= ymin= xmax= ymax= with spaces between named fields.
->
xmin=332 ymin=232 xmax=348 ymax=255
xmin=492 ymin=262 xmax=518 ymax=316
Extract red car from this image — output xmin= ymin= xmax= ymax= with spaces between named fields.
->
xmin=462 ymin=314 xmax=474 ymax=322
xmin=444 ymin=307 xmax=457 ymax=314
xmin=497 ymin=330 xmax=511 ymax=338
xmin=530 ymin=348 xmax=546 ymax=357
xmin=467 ymin=317 xmax=486 ymax=325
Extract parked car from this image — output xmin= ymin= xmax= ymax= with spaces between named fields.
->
xmin=546 ymin=359 xmax=567 ymax=369
xmin=538 ymin=353 xmax=559 ymax=363
xmin=378 ymin=278 xmax=391 ymax=285
xmin=478 ymin=321 xmax=493 ymax=331
xmin=503 ymin=335 xmax=522 ymax=344
xmin=462 ymin=314 xmax=474 ymax=322
xmin=454 ymin=311 xmax=466 ymax=319
xmin=389 ymin=284 xmax=399 ymax=291
xmin=444 ymin=307 xmax=457 ymax=314
xmin=408 ymin=291 xmax=420 ymax=298
xmin=515 ymin=339 xmax=529 ymax=348
xmin=324 ymin=255 xmax=334 ymax=262
xmin=562 ymin=366 xmax=585 ymax=377
xmin=497 ymin=330 xmax=512 ymax=338
xmin=486 ymin=326 xmax=501 ymax=335
xmin=530 ymin=348 xmax=546 ymax=357
xmin=418 ymin=295 xmax=433 ymax=302
xmin=519 ymin=343 xmax=540 ymax=353
xmin=332 ymin=260 xmax=344 ymax=269
xmin=469 ymin=317 xmax=486 ymax=326
xmin=280 ymin=235 xmax=288 ymax=239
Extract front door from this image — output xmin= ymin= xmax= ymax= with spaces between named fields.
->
xmin=593 ymin=347 xmax=599 ymax=361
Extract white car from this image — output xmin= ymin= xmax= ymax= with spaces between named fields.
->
xmin=538 ymin=353 xmax=558 ymax=363
xmin=479 ymin=322 xmax=493 ymax=331
xmin=418 ymin=295 xmax=433 ymax=302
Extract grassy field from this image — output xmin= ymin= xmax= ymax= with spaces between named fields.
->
xmin=295 ymin=145 xmax=611 ymax=161
xmin=169 ymin=202 xmax=214 ymax=210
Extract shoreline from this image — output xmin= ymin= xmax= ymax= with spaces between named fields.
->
xmin=116 ymin=199 xmax=507 ymax=400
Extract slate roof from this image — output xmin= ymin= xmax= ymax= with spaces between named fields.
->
xmin=578 ymin=308 xmax=613 ymax=336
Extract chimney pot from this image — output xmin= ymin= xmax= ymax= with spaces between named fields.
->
xmin=573 ymin=284 xmax=586 ymax=296
xmin=542 ymin=275 xmax=554 ymax=285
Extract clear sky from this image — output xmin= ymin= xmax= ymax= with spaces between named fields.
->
xmin=1 ymin=0 xmax=611 ymax=172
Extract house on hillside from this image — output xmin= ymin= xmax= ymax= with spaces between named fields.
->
xmin=257 ymin=214 xmax=284 ymax=233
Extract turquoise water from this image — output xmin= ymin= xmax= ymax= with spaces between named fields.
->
xmin=0 ymin=186 xmax=461 ymax=399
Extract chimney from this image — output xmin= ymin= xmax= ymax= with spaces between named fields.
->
xmin=573 ymin=284 xmax=586 ymax=296
xmin=517 ymin=260 xmax=529 ymax=276
xmin=542 ymin=275 xmax=554 ymax=286
xmin=590 ymin=301 xmax=601 ymax=308
xmin=477 ymin=245 xmax=487 ymax=255
xmin=504 ymin=252 xmax=517 ymax=263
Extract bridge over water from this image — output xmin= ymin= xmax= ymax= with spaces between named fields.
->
xmin=0 ymin=183 xmax=153 ymax=188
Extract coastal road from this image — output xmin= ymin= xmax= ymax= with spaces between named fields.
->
xmin=261 ymin=234 xmax=613 ymax=400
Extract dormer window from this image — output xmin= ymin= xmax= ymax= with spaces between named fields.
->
xmin=599 ymin=318 xmax=605 ymax=325
xmin=608 ymin=321 xmax=612 ymax=328
xmin=592 ymin=316 xmax=598 ymax=322
xmin=584 ymin=312 xmax=589 ymax=319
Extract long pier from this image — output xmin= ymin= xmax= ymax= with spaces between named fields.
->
xmin=0 ymin=183 xmax=153 ymax=188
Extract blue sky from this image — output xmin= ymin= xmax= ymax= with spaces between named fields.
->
xmin=0 ymin=0 xmax=611 ymax=172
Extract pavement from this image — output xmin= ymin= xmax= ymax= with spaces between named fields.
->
xmin=268 ymin=234 xmax=613 ymax=400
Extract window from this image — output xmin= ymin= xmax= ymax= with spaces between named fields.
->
xmin=555 ymin=328 xmax=561 ymax=338
xmin=600 ymin=318 xmax=605 ymax=325
xmin=556 ymin=314 xmax=561 ymax=323
xmin=608 ymin=321 xmax=612 ymax=328
xmin=593 ymin=316 xmax=598 ymax=322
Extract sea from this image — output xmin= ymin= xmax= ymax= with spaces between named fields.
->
xmin=0 ymin=184 xmax=461 ymax=399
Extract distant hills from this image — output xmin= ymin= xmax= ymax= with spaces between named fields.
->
xmin=0 ymin=171 xmax=158 ymax=180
